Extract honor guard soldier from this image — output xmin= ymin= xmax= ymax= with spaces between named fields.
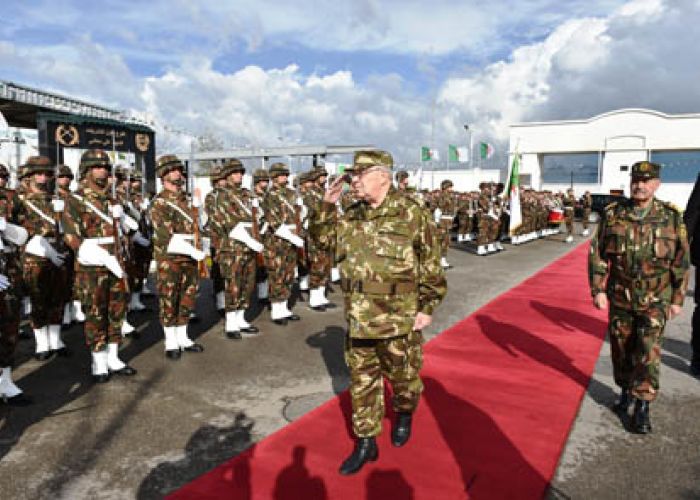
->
xmin=204 ymin=164 xmax=228 ymax=314
xmin=125 ymin=169 xmax=152 ymax=313
xmin=210 ymin=159 xmax=262 ymax=339
xmin=263 ymin=162 xmax=304 ymax=325
xmin=251 ymin=168 xmax=271 ymax=302
xmin=55 ymin=165 xmax=80 ymax=327
xmin=581 ymin=190 xmax=592 ymax=236
xmin=310 ymin=150 xmax=446 ymax=475
xmin=433 ymin=180 xmax=455 ymax=268
xmin=0 ymin=163 xmax=32 ymax=405
xmin=62 ymin=150 xmax=136 ymax=382
xmin=563 ymin=188 xmax=576 ymax=242
xmin=17 ymin=156 xmax=70 ymax=361
xmin=476 ymin=182 xmax=500 ymax=255
xmin=589 ymin=161 xmax=689 ymax=433
xmin=149 ymin=155 xmax=206 ymax=359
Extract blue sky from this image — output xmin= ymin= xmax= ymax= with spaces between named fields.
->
xmin=2 ymin=0 xmax=699 ymax=163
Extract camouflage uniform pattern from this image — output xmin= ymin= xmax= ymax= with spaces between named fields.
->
xmin=204 ymin=184 xmax=226 ymax=298
xmin=150 ymin=188 xmax=200 ymax=326
xmin=477 ymin=190 xmax=500 ymax=245
xmin=302 ymin=183 xmax=332 ymax=288
xmin=433 ymin=188 xmax=456 ymax=257
xmin=63 ymin=185 xmax=128 ymax=351
xmin=582 ymin=193 xmax=592 ymax=230
xmin=589 ymin=197 xmax=690 ymax=401
xmin=262 ymin=181 xmax=299 ymax=302
xmin=563 ymin=193 xmax=576 ymax=235
xmin=0 ymin=187 xmax=22 ymax=367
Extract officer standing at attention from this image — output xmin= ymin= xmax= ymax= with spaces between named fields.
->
xmin=589 ymin=161 xmax=689 ymax=433
xmin=563 ymin=188 xmax=576 ymax=243
xmin=684 ymin=171 xmax=700 ymax=376
xmin=311 ymin=150 xmax=446 ymax=475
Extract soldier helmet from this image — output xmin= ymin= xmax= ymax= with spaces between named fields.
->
xmin=114 ymin=165 xmax=131 ymax=179
xmin=631 ymin=161 xmax=660 ymax=180
xmin=253 ymin=168 xmax=270 ymax=183
xmin=23 ymin=155 xmax=54 ymax=176
xmin=156 ymin=154 xmax=185 ymax=178
xmin=208 ymin=164 xmax=225 ymax=182
xmin=314 ymin=167 xmax=328 ymax=179
xmin=353 ymin=150 xmax=393 ymax=173
xmin=80 ymin=149 xmax=112 ymax=177
xmin=269 ymin=162 xmax=290 ymax=178
xmin=396 ymin=171 xmax=409 ymax=182
xmin=130 ymin=169 xmax=143 ymax=181
xmin=57 ymin=164 xmax=74 ymax=179
xmin=495 ymin=182 xmax=505 ymax=195
xmin=222 ymin=158 xmax=245 ymax=177
xmin=0 ymin=163 xmax=9 ymax=179
xmin=441 ymin=179 xmax=453 ymax=190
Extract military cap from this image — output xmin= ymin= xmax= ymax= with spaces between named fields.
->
xmin=441 ymin=179 xmax=453 ymax=190
xmin=156 ymin=154 xmax=185 ymax=178
xmin=0 ymin=163 xmax=9 ymax=178
xmin=352 ymin=150 xmax=393 ymax=172
xmin=631 ymin=161 xmax=660 ymax=180
xmin=23 ymin=155 xmax=54 ymax=175
xmin=222 ymin=158 xmax=245 ymax=177
xmin=253 ymin=168 xmax=270 ymax=183
xmin=269 ymin=162 xmax=290 ymax=178
xmin=396 ymin=171 xmax=409 ymax=181
xmin=57 ymin=164 xmax=74 ymax=179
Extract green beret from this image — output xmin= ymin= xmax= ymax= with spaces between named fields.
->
xmin=353 ymin=150 xmax=393 ymax=172
xmin=253 ymin=168 xmax=270 ymax=183
xmin=156 ymin=154 xmax=184 ymax=178
xmin=631 ymin=161 xmax=660 ymax=180
xmin=23 ymin=155 xmax=54 ymax=175
xmin=269 ymin=162 xmax=290 ymax=178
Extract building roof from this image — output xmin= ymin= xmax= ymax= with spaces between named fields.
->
xmin=511 ymin=108 xmax=700 ymax=128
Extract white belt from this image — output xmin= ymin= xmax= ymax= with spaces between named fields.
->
xmin=175 ymin=233 xmax=195 ymax=241
xmin=440 ymin=215 xmax=454 ymax=219
xmin=86 ymin=237 xmax=115 ymax=245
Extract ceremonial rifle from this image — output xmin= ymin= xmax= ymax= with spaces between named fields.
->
xmin=251 ymin=198 xmax=265 ymax=268
xmin=110 ymin=141 xmax=130 ymax=292
xmin=294 ymin=195 xmax=306 ymax=262
xmin=187 ymin=163 xmax=209 ymax=279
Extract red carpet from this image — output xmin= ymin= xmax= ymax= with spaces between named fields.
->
xmin=169 ymin=243 xmax=607 ymax=499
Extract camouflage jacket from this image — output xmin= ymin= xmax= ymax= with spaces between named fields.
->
xmin=434 ymin=191 xmax=456 ymax=217
xmin=589 ymin=197 xmax=689 ymax=311
xmin=310 ymin=187 xmax=446 ymax=339
xmin=203 ymin=186 xmax=226 ymax=245
xmin=563 ymin=194 xmax=576 ymax=210
xmin=582 ymin=194 xmax=592 ymax=209
xmin=18 ymin=190 xmax=63 ymax=263
xmin=63 ymin=184 xmax=120 ymax=268
xmin=209 ymin=186 xmax=255 ymax=254
xmin=0 ymin=187 xmax=23 ymax=281
xmin=150 ymin=188 xmax=199 ymax=262
xmin=263 ymin=184 xmax=299 ymax=231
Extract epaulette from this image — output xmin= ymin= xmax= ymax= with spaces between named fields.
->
xmin=661 ymin=200 xmax=682 ymax=213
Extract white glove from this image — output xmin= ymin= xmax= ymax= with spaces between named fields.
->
xmin=201 ymin=236 xmax=211 ymax=255
xmin=0 ymin=216 xmax=6 ymax=231
xmin=0 ymin=273 xmax=9 ymax=291
xmin=259 ymin=222 xmax=269 ymax=235
xmin=2 ymin=222 xmax=28 ymax=246
xmin=192 ymin=196 xmax=202 ymax=208
xmin=132 ymin=232 xmax=151 ymax=247
xmin=25 ymin=235 xmax=65 ymax=267
xmin=77 ymin=240 xmax=124 ymax=278
xmin=110 ymin=204 xmax=124 ymax=219
xmin=142 ymin=198 xmax=150 ymax=210
xmin=52 ymin=199 xmax=65 ymax=213
xmin=299 ymin=203 xmax=308 ymax=220
xmin=229 ymin=223 xmax=264 ymax=252
xmin=167 ymin=234 xmax=205 ymax=261
xmin=274 ymin=224 xmax=304 ymax=248
xmin=121 ymin=214 xmax=139 ymax=232
xmin=434 ymin=208 xmax=442 ymax=223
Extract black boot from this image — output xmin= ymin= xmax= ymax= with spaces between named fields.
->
xmin=633 ymin=399 xmax=652 ymax=434
xmin=339 ymin=437 xmax=378 ymax=475
xmin=226 ymin=330 xmax=242 ymax=340
xmin=165 ymin=349 xmax=182 ymax=360
xmin=613 ymin=389 xmax=633 ymax=414
xmin=391 ymin=412 xmax=413 ymax=447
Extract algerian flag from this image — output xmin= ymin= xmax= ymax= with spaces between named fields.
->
xmin=448 ymin=144 xmax=470 ymax=162
xmin=421 ymin=146 xmax=440 ymax=161
xmin=507 ymin=152 xmax=522 ymax=235
xmin=480 ymin=142 xmax=495 ymax=159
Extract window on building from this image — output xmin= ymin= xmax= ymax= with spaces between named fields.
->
xmin=649 ymin=150 xmax=700 ymax=183
xmin=541 ymin=153 xmax=599 ymax=184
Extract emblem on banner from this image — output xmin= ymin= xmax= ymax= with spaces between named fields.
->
xmin=135 ymin=133 xmax=150 ymax=152
xmin=55 ymin=124 xmax=80 ymax=147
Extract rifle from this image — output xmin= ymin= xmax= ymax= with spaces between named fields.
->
xmin=294 ymin=196 xmax=306 ymax=262
xmin=187 ymin=162 xmax=208 ymax=279
xmin=111 ymin=168 xmax=130 ymax=293
xmin=251 ymin=198 xmax=265 ymax=267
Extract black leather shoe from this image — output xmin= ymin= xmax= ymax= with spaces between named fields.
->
xmin=324 ymin=302 xmax=338 ymax=309
xmin=166 ymin=349 xmax=182 ymax=360
xmin=391 ymin=412 xmax=413 ymax=447
xmin=339 ymin=438 xmax=378 ymax=475
xmin=110 ymin=366 xmax=137 ymax=376
xmin=226 ymin=331 xmax=243 ymax=340
xmin=54 ymin=347 xmax=72 ymax=358
xmin=633 ymin=399 xmax=652 ymax=434
xmin=217 ymin=308 xmax=225 ymax=317
xmin=92 ymin=373 xmax=111 ymax=383
xmin=309 ymin=305 xmax=326 ymax=312
xmin=287 ymin=314 xmax=301 ymax=321
xmin=613 ymin=389 xmax=633 ymax=414
xmin=272 ymin=319 xmax=288 ymax=326
xmin=2 ymin=393 xmax=33 ymax=406
xmin=189 ymin=314 xmax=200 ymax=323
xmin=240 ymin=325 xmax=259 ymax=334
xmin=34 ymin=351 xmax=53 ymax=361
xmin=690 ymin=362 xmax=700 ymax=377
xmin=183 ymin=343 xmax=204 ymax=352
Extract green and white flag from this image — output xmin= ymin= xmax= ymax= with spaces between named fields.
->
xmin=448 ymin=144 xmax=470 ymax=162
xmin=507 ymin=152 xmax=522 ymax=235
xmin=480 ymin=142 xmax=495 ymax=159
xmin=421 ymin=146 xmax=440 ymax=161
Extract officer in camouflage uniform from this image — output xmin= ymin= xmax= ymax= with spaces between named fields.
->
xmin=210 ymin=159 xmax=261 ymax=339
xmin=204 ymin=163 xmax=228 ymax=314
xmin=54 ymin=165 xmax=79 ymax=327
xmin=17 ymin=156 xmax=70 ymax=361
xmin=63 ymin=150 xmax=136 ymax=382
xmin=476 ymin=182 xmax=500 ymax=255
xmin=251 ymin=168 xmax=271 ymax=302
xmin=0 ymin=163 xmax=32 ymax=404
xmin=563 ymin=188 xmax=576 ymax=243
xmin=150 ymin=155 xmax=206 ymax=359
xmin=433 ymin=179 xmax=456 ymax=269
xmin=589 ymin=161 xmax=689 ymax=433
xmin=125 ymin=169 xmax=152 ymax=314
xmin=262 ymin=162 xmax=304 ymax=325
xmin=310 ymin=150 xmax=446 ymax=475
xmin=581 ymin=190 xmax=592 ymax=236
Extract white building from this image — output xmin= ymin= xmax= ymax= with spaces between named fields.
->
xmin=509 ymin=109 xmax=700 ymax=207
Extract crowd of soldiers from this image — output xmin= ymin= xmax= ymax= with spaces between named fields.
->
xmin=0 ymin=148 xmax=592 ymax=404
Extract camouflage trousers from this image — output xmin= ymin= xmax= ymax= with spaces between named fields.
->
xmin=54 ymin=251 xmax=75 ymax=306
xmin=563 ymin=208 xmax=574 ymax=235
xmin=582 ymin=209 xmax=591 ymax=230
xmin=477 ymin=215 xmax=499 ymax=245
xmin=23 ymin=259 xmax=63 ymax=329
xmin=307 ymin=245 xmax=331 ymax=288
xmin=458 ymin=214 xmax=473 ymax=235
xmin=217 ymin=249 xmax=256 ymax=311
xmin=127 ymin=244 xmax=152 ymax=292
xmin=345 ymin=330 xmax=424 ymax=438
xmin=265 ymin=239 xmax=297 ymax=302
xmin=156 ymin=258 xmax=198 ymax=327
xmin=79 ymin=269 xmax=127 ymax=352
xmin=210 ymin=248 xmax=225 ymax=295
xmin=608 ymin=306 xmax=667 ymax=402
xmin=438 ymin=220 xmax=452 ymax=257
xmin=0 ymin=287 xmax=20 ymax=367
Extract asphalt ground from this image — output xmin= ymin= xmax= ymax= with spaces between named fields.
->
xmin=0 ymin=224 xmax=698 ymax=499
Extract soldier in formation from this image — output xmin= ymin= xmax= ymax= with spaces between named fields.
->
xmin=562 ymin=188 xmax=576 ymax=243
xmin=581 ymin=190 xmax=592 ymax=237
